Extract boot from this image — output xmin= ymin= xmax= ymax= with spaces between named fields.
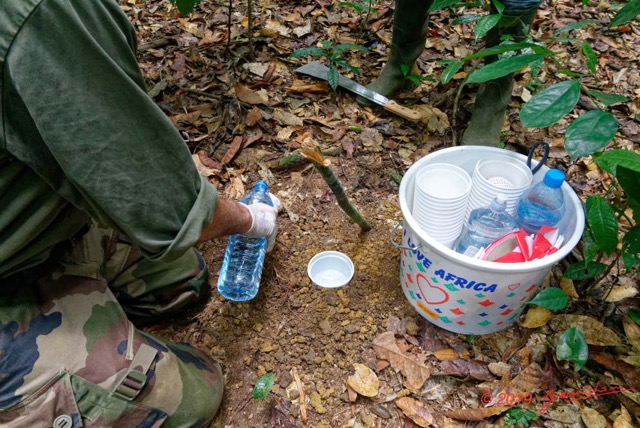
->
xmin=462 ymin=0 xmax=542 ymax=146
xmin=358 ymin=0 xmax=432 ymax=105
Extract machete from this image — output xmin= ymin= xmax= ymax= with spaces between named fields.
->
xmin=295 ymin=62 xmax=422 ymax=121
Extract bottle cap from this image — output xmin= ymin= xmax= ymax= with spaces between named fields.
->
xmin=543 ymin=169 xmax=565 ymax=188
xmin=490 ymin=194 xmax=507 ymax=212
xmin=255 ymin=180 xmax=268 ymax=192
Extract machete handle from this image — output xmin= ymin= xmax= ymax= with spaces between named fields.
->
xmin=383 ymin=100 xmax=422 ymax=121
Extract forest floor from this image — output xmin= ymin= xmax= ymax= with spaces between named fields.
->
xmin=123 ymin=0 xmax=640 ymax=426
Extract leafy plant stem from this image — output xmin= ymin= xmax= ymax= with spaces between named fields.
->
xmin=451 ymin=63 xmax=479 ymax=145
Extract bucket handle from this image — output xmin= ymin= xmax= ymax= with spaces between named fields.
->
xmin=527 ymin=141 xmax=550 ymax=175
xmin=389 ymin=223 xmax=418 ymax=251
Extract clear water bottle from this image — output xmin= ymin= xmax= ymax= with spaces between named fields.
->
xmin=217 ymin=181 xmax=273 ymax=301
xmin=515 ymin=168 xmax=566 ymax=234
xmin=455 ymin=194 xmax=516 ymax=258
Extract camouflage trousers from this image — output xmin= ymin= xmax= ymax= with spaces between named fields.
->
xmin=0 ymin=224 xmax=223 ymax=427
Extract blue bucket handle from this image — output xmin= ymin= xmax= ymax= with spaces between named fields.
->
xmin=526 ymin=141 xmax=550 ymax=175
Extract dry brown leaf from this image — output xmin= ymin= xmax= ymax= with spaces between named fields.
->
xmin=433 ymin=348 xmax=459 ymax=361
xmin=623 ymin=315 xmax=640 ymax=341
xmin=234 ymin=83 xmax=268 ymax=105
xmin=346 ymin=363 xmax=379 ymax=397
xmin=191 ymin=153 xmax=218 ymax=177
xmin=444 ymin=406 xmax=509 ymax=421
xmin=521 ymin=306 xmax=554 ymax=328
xmin=581 ymin=407 xmax=608 ymax=428
xmin=273 ymin=109 xmax=304 ymax=127
xmin=488 ymin=362 xmax=511 ymax=378
xmin=440 ymin=359 xmax=494 ymax=381
xmin=373 ymin=331 xmax=430 ymax=391
xmin=220 ymin=135 xmax=244 ymax=165
xmin=591 ymin=352 xmax=640 ymax=389
xmin=395 ymin=397 xmax=436 ymax=427
xmin=246 ymin=107 xmax=263 ymax=127
xmin=288 ymin=79 xmax=329 ymax=94
xmin=559 ymin=277 xmax=579 ymax=299
xmin=550 ymin=315 xmax=623 ymax=346
xmin=605 ymin=284 xmax=638 ymax=302
xmin=413 ymin=104 xmax=450 ymax=134
xmin=490 ymin=363 xmax=545 ymax=406
xmin=613 ymin=405 xmax=633 ymax=428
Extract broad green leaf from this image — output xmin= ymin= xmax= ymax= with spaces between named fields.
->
xmin=582 ymin=227 xmax=600 ymax=262
xmin=474 ymin=14 xmax=501 ymax=40
xmin=463 ymin=42 xmax=553 ymax=60
xmin=556 ymin=327 xmax=589 ymax=371
xmin=630 ymin=309 xmax=640 ymax=325
xmin=586 ymin=196 xmax=619 ymax=255
xmin=581 ymin=42 xmax=598 ymax=75
xmin=466 ymin=54 xmax=543 ymax=84
xmin=333 ymin=43 xmax=369 ymax=54
xmin=610 ymin=0 xmax=640 ymax=27
xmin=504 ymin=407 xmax=538 ymax=427
xmin=527 ymin=287 xmax=569 ymax=310
xmin=587 ymin=90 xmax=629 ymax=106
xmin=328 ymin=66 xmax=339 ymax=90
xmin=429 ymin=0 xmax=460 ymax=12
xmin=617 ymin=166 xmax=640 ymax=203
xmin=493 ymin=0 xmax=505 ymax=14
xmin=554 ymin=20 xmax=596 ymax=36
xmin=520 ymin=80 xmax=580 ymax=128
xmin=253 ymin=373 xmax=276 ymax=400
xmin=290 ymin=47 xmax=325 ymax=58
xmin=173 ymin=0 xmax=200 ymax=15
xmin=451 ymin=14 xmax=481 ymax=25
xmin=594 ymin=149 xmax=640 ymax=175
xmin=557 ymin=69 xmax=584 ymax=78
xmin=440 ymin=60 xmax=464 ymax=84
xmin=564 ymin=261 xmax=607 ymax=280
xmin=623 ymin=226 xmax=640 ymax=270
xmin=564 ymin=110 xmax=618 ymax=159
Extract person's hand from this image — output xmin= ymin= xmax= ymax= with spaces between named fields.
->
xmin=243 ymin=194 xmax=282 ymax=252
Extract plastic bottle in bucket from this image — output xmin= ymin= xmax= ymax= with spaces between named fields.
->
xmin=515 ymin=169 xmax=566 ymax=234
xmin=455 ymin=194 xmax=516 ymax=258
xmin=217 ymin=181 xmax=273 ymax=301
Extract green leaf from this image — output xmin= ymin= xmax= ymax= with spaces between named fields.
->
xmin=504 ymin=407 xmax=538 ymax=427
xmin=630 ymin=309 xmax=640 ymax=325
xmin=173 ymin=0 xmax=200 ymax=15
xmin=253 ymin=373 xmax=276 ymax=400
xmin=554 ymin=19 xmax=596 ymax=36
xmin=610 ymin=0 xmax=640 ymax=27
xmin=466 ymin=54 xmax=543 ymax=84
xmin=564 ymin=261 xmax=607 ymax=280
xmin=429 ymin=0 xmax=460 ymax=12
xmin=440 ymin=60 xmax=464 ymax=84
xmin=527 ymin=287 xmax=569 ymax=310
xmin=594 ymin=149 xmax=640 ymax=175
xmin=290 ymin=47 xmax=325 ymax=58
xmin=586 ymin=196 xmax=619 ymax=255
xmin=581 ymin=42 xmax=598 ymax=75
xmin=474 ymin=14 xmax=501 ymax=40
xmin=451 ymin=14 xmax=481 ymax=25
xmin=520 ymin=80 xmax=580 ymax=128
xmin=623 ymin=226 xmax=640 ymax=270
xmin=582 ymin=227 xmax=601 ymax=262
xmin=617 ymin=166 xmax=640 ymax=203
xmin=564 ymin=110 xmax=618 ymax=159
xmin=493 ymin=0 xmax=505 ymax=14
xmin=556 ymin=327 xmax=589 ymax=371
xmin=587 ymin=89 xmax=629 ymax=106
xmin=328 ymin=66 xmax=339 ymax=91
xmin=463 ymin=42 xmax=553 ymax=60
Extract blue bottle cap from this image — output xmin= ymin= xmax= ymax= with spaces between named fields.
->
xmin=255 ymin=180 xmax=268 ymax=192
xmin=543 ymin=169 xmax=565 ymax=188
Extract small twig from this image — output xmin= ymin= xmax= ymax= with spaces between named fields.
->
xmin=292 ymin=367 xmax=308 ymax=424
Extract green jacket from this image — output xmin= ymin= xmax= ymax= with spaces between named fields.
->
xmin=0 ymin=0 xmax=217 ymax=277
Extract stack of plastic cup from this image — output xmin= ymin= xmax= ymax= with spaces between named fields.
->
xmin=465 ymin=158 xmax=533 ymax=221
xmin=412 ymin=163 xmax=472 ymax=248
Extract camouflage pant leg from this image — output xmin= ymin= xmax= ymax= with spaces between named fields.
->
xmin=0 ymin=224 xmax=223 ymax=428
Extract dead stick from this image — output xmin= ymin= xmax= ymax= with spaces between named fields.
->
xmin=292 ymin=367 xmax=308 ymax=424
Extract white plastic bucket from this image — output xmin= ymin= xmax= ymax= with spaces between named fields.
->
xmin=393 ymin=146 xmax=585 ymax=335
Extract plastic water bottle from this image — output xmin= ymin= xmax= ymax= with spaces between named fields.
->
xmin=455 ymin=194 xmax=516 ymax=258
xmin=217 ymin=181 xmax=273 ymax=301
xmin=515 ymin=168 xmax=566 ymax=234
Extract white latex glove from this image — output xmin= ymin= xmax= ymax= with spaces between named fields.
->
xmin=242 ymin=193 xmax=283 ymax=252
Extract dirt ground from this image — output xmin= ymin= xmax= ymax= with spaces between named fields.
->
xmin=128 ymin=0 xmax=640 ymax=426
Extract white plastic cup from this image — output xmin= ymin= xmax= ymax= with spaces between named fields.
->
xmin=307 ymin=251 xmax=355 ymax=288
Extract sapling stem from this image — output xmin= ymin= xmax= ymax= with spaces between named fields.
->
xmin=300 ymin=134 xmax=372 ymax=232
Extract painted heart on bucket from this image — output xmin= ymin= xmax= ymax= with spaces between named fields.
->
xmin=508 ymin=283 xmax=521 ymax=291
xmin=416 ymin=273 xmax=449 ymax=305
